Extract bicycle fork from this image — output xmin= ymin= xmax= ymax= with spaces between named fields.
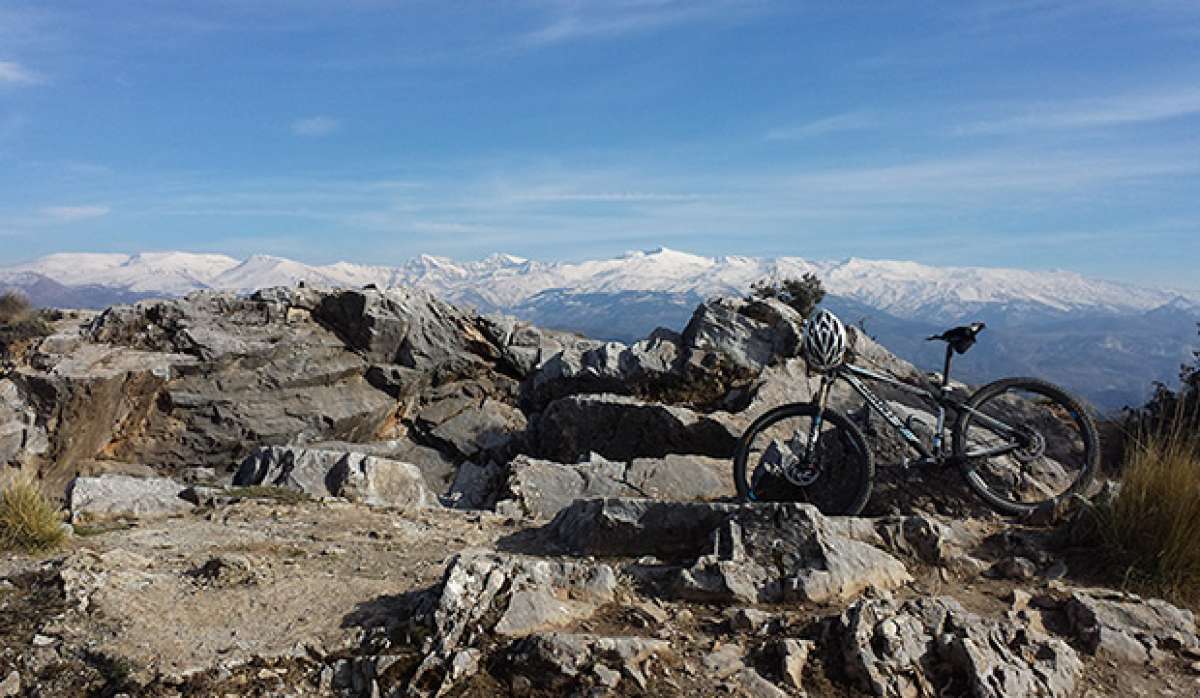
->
xmin=804 ymin=375 xmax=835 ymax=462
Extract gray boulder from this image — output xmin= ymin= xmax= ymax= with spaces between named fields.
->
xmin=499 ymin=453 xmax=735 ymax=520
xmin=532 ymin=393 xmax=739 ymax=462
xmin=233 ymin=445 xmax=435 ymax=508
xmin=521 ymin=330 xmax=683 ymax=409
xmin=841 ymin=595 xmax=1082 ymax=698
xmin=307 ymin=438 xmax=458 ymax=492
xmin=67 ymin=474 xmax=191 ymax=522
xmin=671 ymin=503 xmax=911 ymax=604
xmin=545 ymin=498 xmax=911 ymax=604
xmin=314 ymin=287 xmax=499 ymax=369
xmin=1065 ymin=588 xmax=1198 ymax=664
xmin=681 ymin=297 xmax=802 ymax=374
xmin=426 ymin=400 xmax=527 ymax=461
xmin=479 ymin=314 xmax=604 ymax=378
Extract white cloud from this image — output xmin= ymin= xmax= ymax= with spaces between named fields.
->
xmin=766 ymin=111 xmax=877 ymax=140
xmin=40 ymin=205 xmax=110 ymax=222
xmin=522 ymin=0 xmax=761 ymax=46
xmin=291 ymin=115 xmax=341 ymax=137
xmin=0 ymin=60 xmax=41 ymax=85
xmin=961 ymin=86 xmax=1200 ymax=134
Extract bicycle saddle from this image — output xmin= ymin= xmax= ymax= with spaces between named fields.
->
xmin=927 ymin=322 xmax=986 ymax=354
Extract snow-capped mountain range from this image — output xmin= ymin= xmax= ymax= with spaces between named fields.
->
xmin=2 ymin=248 xmax=1196 ymax=323
xmin=2 ymin=247 xmax=1198 ymax=411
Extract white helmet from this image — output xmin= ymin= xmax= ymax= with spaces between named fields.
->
xmin=803 ymin=308 xmax=847 ymax=372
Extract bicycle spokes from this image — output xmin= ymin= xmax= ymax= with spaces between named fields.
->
xmin=959 ymin=386 xmax=1090 ymax=506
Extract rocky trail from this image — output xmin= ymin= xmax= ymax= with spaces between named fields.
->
xmin=1 ymin=285 xmax=1198 ymax=696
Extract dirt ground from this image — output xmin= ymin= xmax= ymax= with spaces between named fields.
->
xmin=2 ymin=497 xmax=1199 ymax=697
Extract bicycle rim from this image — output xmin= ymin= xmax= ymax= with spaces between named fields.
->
xmin=735 ymin=406 xmax=873 ymax=516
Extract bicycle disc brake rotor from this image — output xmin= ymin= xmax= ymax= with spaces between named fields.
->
xmin=1012 ymin=426 xmax=1047 ymax=464
xmin=761 ymin=433 xmax=822 ymax=487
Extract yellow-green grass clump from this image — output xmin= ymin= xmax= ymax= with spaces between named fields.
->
xmin=0 ymin=476 xmax=67 ymax=553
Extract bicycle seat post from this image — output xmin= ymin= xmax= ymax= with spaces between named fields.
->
xmin=941 ymin=343 xmax=955 ymax=391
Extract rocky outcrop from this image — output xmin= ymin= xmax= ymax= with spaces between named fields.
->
xmin=520 ymin=296 xmax=804 ymax=413
xmin=668 ymin=502 xmax=912 ymax=604
xmin=532 ymin=393 xmax=740 ymax=463
xmin=1064 ymin=588 xmax=1198 ymax=664
xmin=409 ymin=550 xmax=618 ymax=696
xmin=506 ymin=633 xmax=671 ymax=692
xmin=544 ymin=499 xmax=911 ymax=605
xmin=840 ymin=595 xmax=1083 ymax=698
xmin=0 ymin=379 xmax=47 ymax=468
xmin=313 ymin=287 xmax=499 ymax=370
xmin=233 ymin=445 xmax=435 ymax=508
xmin=496 ymin=453 xmax=735 ymax=520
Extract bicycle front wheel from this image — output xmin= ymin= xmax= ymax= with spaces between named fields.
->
xmin=733 ymin=403 xmax=875 ymax=516
xmin=953 ymin=377 xmax=1099 ymax=516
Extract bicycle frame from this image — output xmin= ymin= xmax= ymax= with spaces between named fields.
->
xmin=812 ymin=356 xmax=1029 ymax=468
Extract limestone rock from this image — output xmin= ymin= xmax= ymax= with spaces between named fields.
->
xmin=671 ymin=503 xmax=912 ymax=604
xmin=501 ymin=453 xmax=734 ymax=520
xmin=545 ymin=499 xmax=910 ymax=605
xmin=506 ymin=633 xmax=670 ymax=691
xmin=533 ymin=393 xmax=739 ymax=462
xmin=67 ymin=474 xmax=191 ymax=522
xmin=426 ymin=400 xmax=527 ymax=460
xmin=314 ymin=287 xmax=499 ymax=369
xmin=778 ymin=638 xmax=812 ymax=691
xmin=520 ymin=330 xmax=683 ymax=409
xmin=308 ymin=438 xmax=458 ymax=492
xmin=682 ymin=297 xmax=800 ymax=374
xmin=1065 ymin=588 xmax=1199 ymax=664
xmin=27 ymin=291 xmax=397 ymax=477
xmin=841 ymin=595 xmax=1081 ymax=698
xmin=0 ymin=671 xmax=19 ymax=698
xmin=409 ymin=551 xmax=617 ymax=696
xmin=233 ymin=446 xmax=435 ymax=508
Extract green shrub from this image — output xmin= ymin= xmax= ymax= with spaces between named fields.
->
xmin=0 ymin=477 xmax=67 ymax=553
xmin=1094 ymin=404 xmax=1200 ymax=602
xmin=748 ymin=273 xmax=826 ymax=319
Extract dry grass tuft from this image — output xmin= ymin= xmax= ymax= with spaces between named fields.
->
xmin=1094 ymin=405 xmax=1200 ymax=602
xmin=0 ymin=476 xmax=67 ymax=553
xmin=0 ymin=290 xmax=32 ymax=324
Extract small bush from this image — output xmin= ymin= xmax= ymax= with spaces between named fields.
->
xmin=0 ymin=290 xmax=32 ymax=324
xmin=0 ymin=477 xmax=67 ymax=553
xmin=1094 ymin=404 xmax=1200 ymax=602
xmin=748 ymin=273 xmax=826 ymax=319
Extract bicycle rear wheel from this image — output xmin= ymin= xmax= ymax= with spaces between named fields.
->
xmin=953 ymin=377 xmax=1099 ymax=516
xmin=733 ymin=403 xmax=874 ymax=516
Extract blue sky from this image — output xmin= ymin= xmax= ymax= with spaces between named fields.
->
xmin=1 ymin=1 xmax=1198 ymax=288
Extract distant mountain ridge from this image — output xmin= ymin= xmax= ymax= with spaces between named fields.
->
xmin=2 ymin=248 xmax=1198 ymax=411
xmin=4 ymin=248 xmax=1197 ymax=319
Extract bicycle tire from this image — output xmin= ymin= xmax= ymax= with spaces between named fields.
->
xmin=733 ymin=402 xmax=875 ymax=516
xmin=953 ymin=377 xmax=1099 ymax=516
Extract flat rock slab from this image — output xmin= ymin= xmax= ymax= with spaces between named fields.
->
xmin=234 ymin=445 xmax=435 ymax=508
xmin=67 ymin=474 xmax=191 ymax=522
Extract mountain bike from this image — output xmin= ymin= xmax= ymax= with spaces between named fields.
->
xmin=732 ymin=309 xmax=1099 ymax=516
